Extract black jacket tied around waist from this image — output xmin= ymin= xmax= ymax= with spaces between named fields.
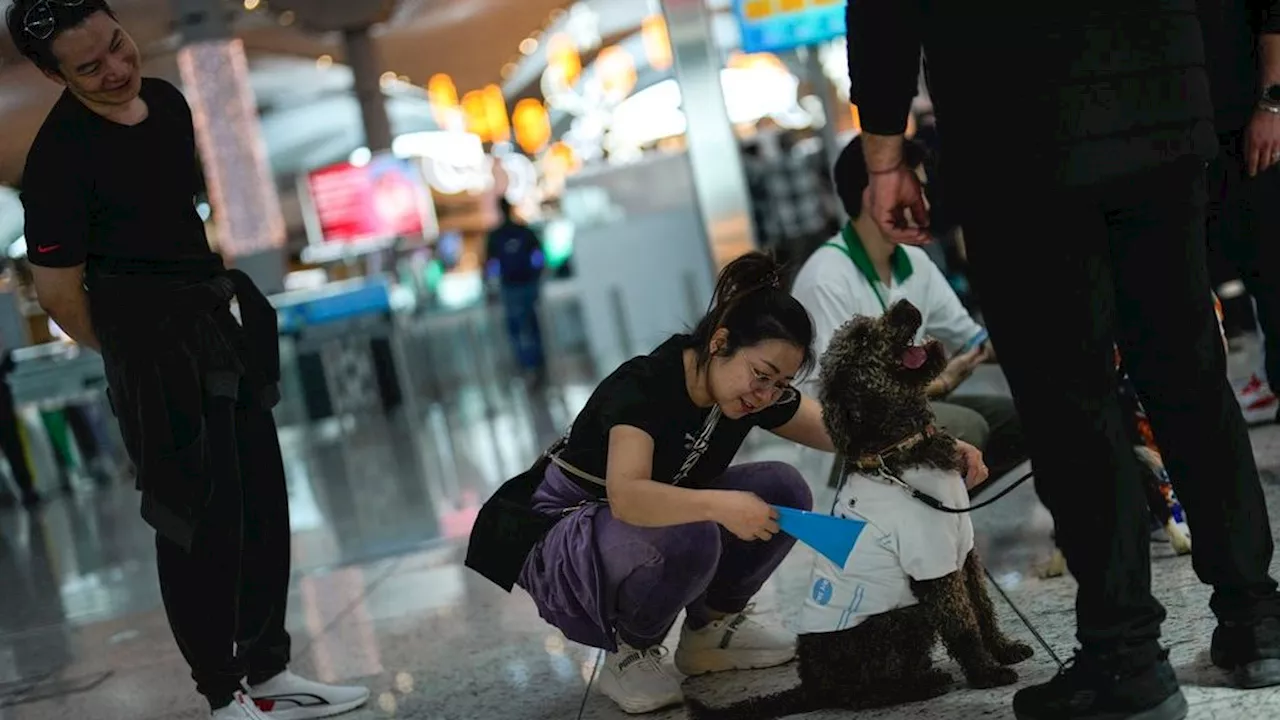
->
xmin=86 ymin=255 xmax=280 ymax=550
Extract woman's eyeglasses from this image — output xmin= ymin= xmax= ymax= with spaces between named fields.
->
xmin=747 ymin=365 xmax=798 ymax=405
xmin=24 ymin=0 xmax=85 ymax=41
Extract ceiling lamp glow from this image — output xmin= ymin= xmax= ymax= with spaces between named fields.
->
xmin=595 ymin=46 xmax=637 ymax=102
xmin=461 ymin=90 xmax=490 ymax=141
xmin=482 ymin=85 xmax=511 ymax=144
xmin=512 ymin=99 xmax=552 ymax=155
xmin=606 ymin=65 xmax=804 ymax=156
xmin=427 ymin=73 xmax=461 ymax=129
xmin=641 ymin=15 xmax=673 ymax=71
xmin=545 ymin=33 xmax=582 ymax=90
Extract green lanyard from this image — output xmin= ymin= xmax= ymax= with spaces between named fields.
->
xmin=823 ymin=224 xmax=888 ymax=313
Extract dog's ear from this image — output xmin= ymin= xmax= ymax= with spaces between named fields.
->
xmin=822 ymin=394 xmax=860 ymax=456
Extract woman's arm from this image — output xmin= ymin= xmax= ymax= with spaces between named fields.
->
xmin=605 ymin=426 xmax=779 ymax=541
xmin=768 ymin=394 xmax=836 ymax=452
xmin=769 ymin=394 xmax=990 ymax=486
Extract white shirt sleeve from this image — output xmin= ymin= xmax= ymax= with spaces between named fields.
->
xmin=918 ymin=253 xmax=984 ymax=354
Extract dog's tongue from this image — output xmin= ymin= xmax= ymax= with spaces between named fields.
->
xmin=902 ymin=346 xmax=927 ymax=369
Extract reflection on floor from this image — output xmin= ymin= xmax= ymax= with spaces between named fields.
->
xmin=2 ymin=345 xmax=1280 ymax=719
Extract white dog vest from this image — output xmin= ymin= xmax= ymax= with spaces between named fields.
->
xmin=798 ymin=466 xmax=975 ymax=634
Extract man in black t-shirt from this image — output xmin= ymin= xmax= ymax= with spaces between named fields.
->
xmin=6 ymin=3 xmax=368 ymax=719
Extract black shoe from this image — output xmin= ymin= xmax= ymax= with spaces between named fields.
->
xmin=1012 ymin=649 xmax=1186 ymax=720
xmin=1211 ymin=617 xmax=1280 ymax=689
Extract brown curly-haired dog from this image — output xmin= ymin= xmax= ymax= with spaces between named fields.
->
xmin=687 ymin=300 xmax=1032 ymax=720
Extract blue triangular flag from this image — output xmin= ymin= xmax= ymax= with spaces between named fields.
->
xmin=773 ymin=505 xmax=867 ymax=567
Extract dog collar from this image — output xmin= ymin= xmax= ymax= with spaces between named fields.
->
xmin=852 ymin=425 xmax=937 ymax=472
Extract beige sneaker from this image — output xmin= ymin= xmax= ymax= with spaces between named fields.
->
xmin=674 ymin=604 xmax=797 ymax=676
xmin=596 ymin=642 xmax=684 ymax=714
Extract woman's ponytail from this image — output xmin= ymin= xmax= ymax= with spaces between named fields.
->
xmin=687 ymin=251 xmax=815 ymax=376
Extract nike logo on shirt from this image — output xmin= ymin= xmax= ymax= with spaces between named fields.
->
xmin=36 ymin=244 xmax=61 ymax=253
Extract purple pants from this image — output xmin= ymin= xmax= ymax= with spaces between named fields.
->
xmin=516 ymin=461 xmax=812 ymax=652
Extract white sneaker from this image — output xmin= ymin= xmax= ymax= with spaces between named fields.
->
xmin=1236 ymin=374 xmax=1278 ymax=425
xmin=248 ymin=670 xmax=370 ymax=720
xmin=673 ymin=604 xmax=797 ymax=676
xmin=212 ymin=692 xmax=273 ymax=720
xmin=596 ymin=643 xmax=684 ymax=714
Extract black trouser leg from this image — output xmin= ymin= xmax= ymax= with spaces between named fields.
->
xmin=64 ymin=404 xmax=101 ymax=465
xmin=960 ymin=170 xmax=1165 ymax=664
xmin=0 ymin=373 xmax=38 ymax=503
xmin=236 ymin=405 xmax=293 ymax=686
xmin=1211 ymin=133 xmax=1280 ymax=389
xmin=156 ymin=396 xmax=246 ymax=711
xmin=1113 ymin=157 xmax=1280 ymax=624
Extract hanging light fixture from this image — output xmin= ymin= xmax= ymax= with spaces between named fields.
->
xmin=512 ymin=99 xmax=551 ymax=155
xmin=462 ymin=90 xmax=491 ymax=142
xmin=428 ymin=74 xmax=460 ymax=127
xmin=595 ymin=46 xmax=637 ymax=100
xmin=483 ymin=85 xmax=511 ymax=143
xmin=641 ymin=15 xmax=672 ymax=71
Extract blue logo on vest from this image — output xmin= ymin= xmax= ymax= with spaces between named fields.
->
xmin=812 ymin=578 xmax=834 ymax=606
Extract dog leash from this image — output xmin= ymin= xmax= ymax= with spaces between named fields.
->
xmin=847 ymin=426 xmax=1037 ymax=514
xmin=881 ymin=467 xmax=1038 ymax=514
xmin=982 ymin=564 xmax=1066 ymax=670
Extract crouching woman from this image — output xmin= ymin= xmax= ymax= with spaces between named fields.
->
xmin=466 ymin=252 xmax=988 ymax=714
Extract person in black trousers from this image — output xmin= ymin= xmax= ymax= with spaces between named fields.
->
xmin=848 ymin=1 xmax=1280 ymax=719
xmin=0 ymin=350 xmax=40 ymax=508
xmin=1201 ymin=0 xmax=1280 ymax=407
xmin=5 ymin=3 xmax=368 ymax=719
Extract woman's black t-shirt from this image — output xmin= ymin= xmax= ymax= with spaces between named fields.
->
xmin=556 ymin=334 xmax=801 ymax=487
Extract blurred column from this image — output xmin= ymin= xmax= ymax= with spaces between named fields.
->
xmin=170 ymin=0 xmax=287 ymax=293
xmin=343 ymin=27 xmax=393 ymax=152
xmin=271 ymin=0 xmax=398 ymax=152
xmin=659 ymin=0 xmax=755 ymax=269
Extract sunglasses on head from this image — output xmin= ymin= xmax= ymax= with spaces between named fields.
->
xmin=23 ymin=0 xmax=85 ymax=40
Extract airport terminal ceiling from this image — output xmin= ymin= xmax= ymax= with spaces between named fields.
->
xmin=0 ymin=0 xmax=576 ymax=187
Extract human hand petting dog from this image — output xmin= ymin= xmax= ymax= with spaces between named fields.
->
xmin=712 ymin=490 xmax=781 ymax=541
xmin=956 ymin=441 xmax=989 ymax=490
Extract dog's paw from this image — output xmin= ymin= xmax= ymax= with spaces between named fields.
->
xmin=992 ymin=639 xmax=1034 ymax=666
xmin=900 ymin=669 xmax=954 ymax=702
xmin=920 ymin=668 xmax=954 ymax=690
xmin=965 ymin=665 xmax=1019 ymax=689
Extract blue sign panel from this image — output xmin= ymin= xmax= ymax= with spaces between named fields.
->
xmin=734 ymin=0 xmax=847 ymax=54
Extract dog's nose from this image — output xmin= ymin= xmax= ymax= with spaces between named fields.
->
xmin=884 ymin=300 xmax=924 ymax=341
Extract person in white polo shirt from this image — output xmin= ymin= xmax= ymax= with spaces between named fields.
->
xmin=792 ymin=136 xmax=1026 ymax=486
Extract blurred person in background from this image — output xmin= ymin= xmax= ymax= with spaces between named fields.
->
xmin=5 ymin=2 xmax=369 ymax=718
xmin=486 ymin=196 xmax=548 ymax=387
xmin=792 ymin=135 xmax=1026 ymax=487
xmin=1199 ymin=0 xmax=1280 ymax=424
xmin=0 ymin=347 xmax=40 ymax=508
xmin=849 ymin=1 xmax=1280 ymax=719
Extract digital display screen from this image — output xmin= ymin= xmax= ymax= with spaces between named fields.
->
xmin=303 ymin=153 xmax=438 ymax=247
xmin=733 ymin=0 xmax=846 ymax=54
